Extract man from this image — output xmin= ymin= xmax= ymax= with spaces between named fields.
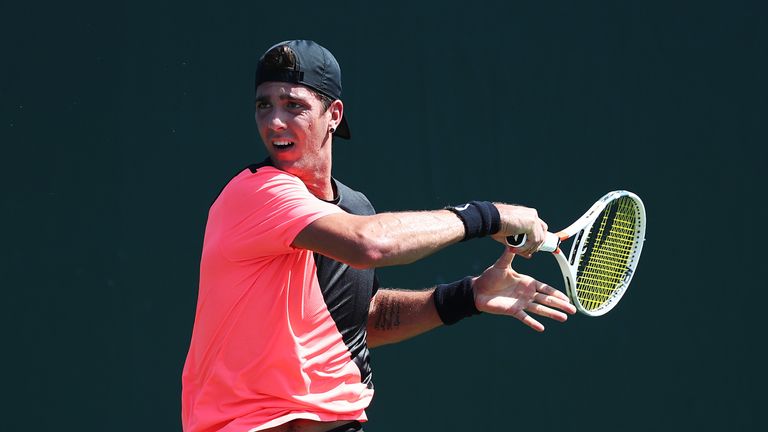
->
xmin=181 ymin=40 xmax=576 ymax=432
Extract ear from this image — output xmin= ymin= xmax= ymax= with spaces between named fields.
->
xmin=329 ymin=99 xmax=344 ymax=130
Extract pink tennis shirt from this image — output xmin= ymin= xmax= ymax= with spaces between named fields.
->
xmin=181 ymin=166 xmax=374 ymax=432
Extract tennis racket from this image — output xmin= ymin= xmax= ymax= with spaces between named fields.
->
xmin=507 ymin=190 xmax=646 ymax=316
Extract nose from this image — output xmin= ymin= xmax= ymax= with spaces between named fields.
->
xmin=265 ymin=111 xmax=288 ymax=132
xmin=256 ymin=108 xmax=288 ymax=133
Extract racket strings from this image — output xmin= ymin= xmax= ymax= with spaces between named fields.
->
xmin=576 ymin=197 xmax=640 ymax=310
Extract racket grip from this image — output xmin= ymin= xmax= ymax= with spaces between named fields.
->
xmin=506 ymin=234 xmax=527 ymax=248
xmin=506 ymin=232 xmax=561 ymax=253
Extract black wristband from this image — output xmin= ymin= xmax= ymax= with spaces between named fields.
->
xmin=433 ymin=276 xmax=482 ymax=325
xmin=444 ymin=201 xmax=501 ymax=241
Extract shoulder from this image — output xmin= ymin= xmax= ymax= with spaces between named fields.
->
xmin=334 ymin=179 xmax=376 ymax=216
xmin=221 ymin=161 xmax=308 ymax=201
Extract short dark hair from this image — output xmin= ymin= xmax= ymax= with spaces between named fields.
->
xmin=260 ymin=45 xmax=333 ymax=111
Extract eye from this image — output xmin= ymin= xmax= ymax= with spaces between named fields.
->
xmin=255 ymin=101 xmax=271 ymax=110
xmin=286 ymin=101 xmax=304 ymax=109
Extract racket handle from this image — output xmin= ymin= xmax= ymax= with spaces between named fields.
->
xmin=506 ymin=232 xmax=561 ymax=253
xmin=506 ymin=234 xmax=527 ymax=248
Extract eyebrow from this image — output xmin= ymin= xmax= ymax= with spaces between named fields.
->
xmin=254 ymin=93 xmax=308 ymax=104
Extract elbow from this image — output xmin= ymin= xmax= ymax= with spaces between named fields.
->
xmin=346 ymin=239 xmax=388 ymax=269
xmin=345 ymin=230 xmax=399 ymax=269
xmin=342 ymin=217 xmax=412 ymax=269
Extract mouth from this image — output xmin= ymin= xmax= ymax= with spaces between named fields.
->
xmin=272 ymin=140 xmax=295 ymax=151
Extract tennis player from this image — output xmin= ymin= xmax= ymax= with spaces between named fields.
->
xmin=181 ymin=40 xmax=576 ymax=432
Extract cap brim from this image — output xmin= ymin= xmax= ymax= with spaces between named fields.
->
xmin=334 ymin=115 xmax=351 ymax=139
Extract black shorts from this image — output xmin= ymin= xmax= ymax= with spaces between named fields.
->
xmin=327 ymin=421 xmax=363 ymax=432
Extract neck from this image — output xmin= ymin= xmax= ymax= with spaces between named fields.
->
xmin=298 ymin=136 xmax=335 ymax=200
xmin=291 ymin=156 xmax=334 ymax=200
xmin=302 ymin=174 xmax=335 ymax=201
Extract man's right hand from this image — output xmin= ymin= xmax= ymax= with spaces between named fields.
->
xmin=492 ymin=203 xmax=549 ymax=257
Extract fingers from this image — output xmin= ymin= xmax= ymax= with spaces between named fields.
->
xmin=536 ymin=284 xmax=573 ymax=305
xmin=522 ymin=219 xmax=548 ymax=256
xmin=527 ymin=301 xmax=570 ymax=322
xmin=492 ymin=247 xmax=517 ymax=269
xmin=495 ymin=204 xmax=549 ymax=256
xmin=531 ymin=282 xmax=577 ymax=316
xmin=514 ymin=249 xmax=534 ymax=259
xmin=481 ymin=285 xmax=575 ymax=330
xmin=515 ymin=295 xmax=572 ymax=331
xmin=515 ymin=310 xmax=545 ymax=332
xmin=512 ymin=281 xmax=577 ymax=330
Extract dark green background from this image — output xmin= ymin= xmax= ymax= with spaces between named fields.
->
xmin=3 ymin=1 xmax=766 ymax=430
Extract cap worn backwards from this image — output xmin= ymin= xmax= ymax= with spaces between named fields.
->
xmin=255 ymin=40 xmax=350 ymax=139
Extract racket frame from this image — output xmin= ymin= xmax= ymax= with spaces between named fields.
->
xmin=551 ymin=190 xmax=646 ymax=316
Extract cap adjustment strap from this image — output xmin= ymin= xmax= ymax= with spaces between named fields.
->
xmin=257 ymin=69 xmax=305 ymax=85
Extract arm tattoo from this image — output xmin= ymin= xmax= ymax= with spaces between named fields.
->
xmin=374 ymin=294 xmax=401 ymax=331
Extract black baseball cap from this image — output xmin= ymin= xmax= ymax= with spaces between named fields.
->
xmin=255 ymin=40 xmax=350 ymax=139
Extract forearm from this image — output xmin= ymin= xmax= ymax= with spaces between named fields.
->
xmin=366 ymin=288 xmax=443 ymax=348
xmin=362 ymin=211 xmax=465 ymax=266
xmin=294 ymin=210 xmax=465 ymax=269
